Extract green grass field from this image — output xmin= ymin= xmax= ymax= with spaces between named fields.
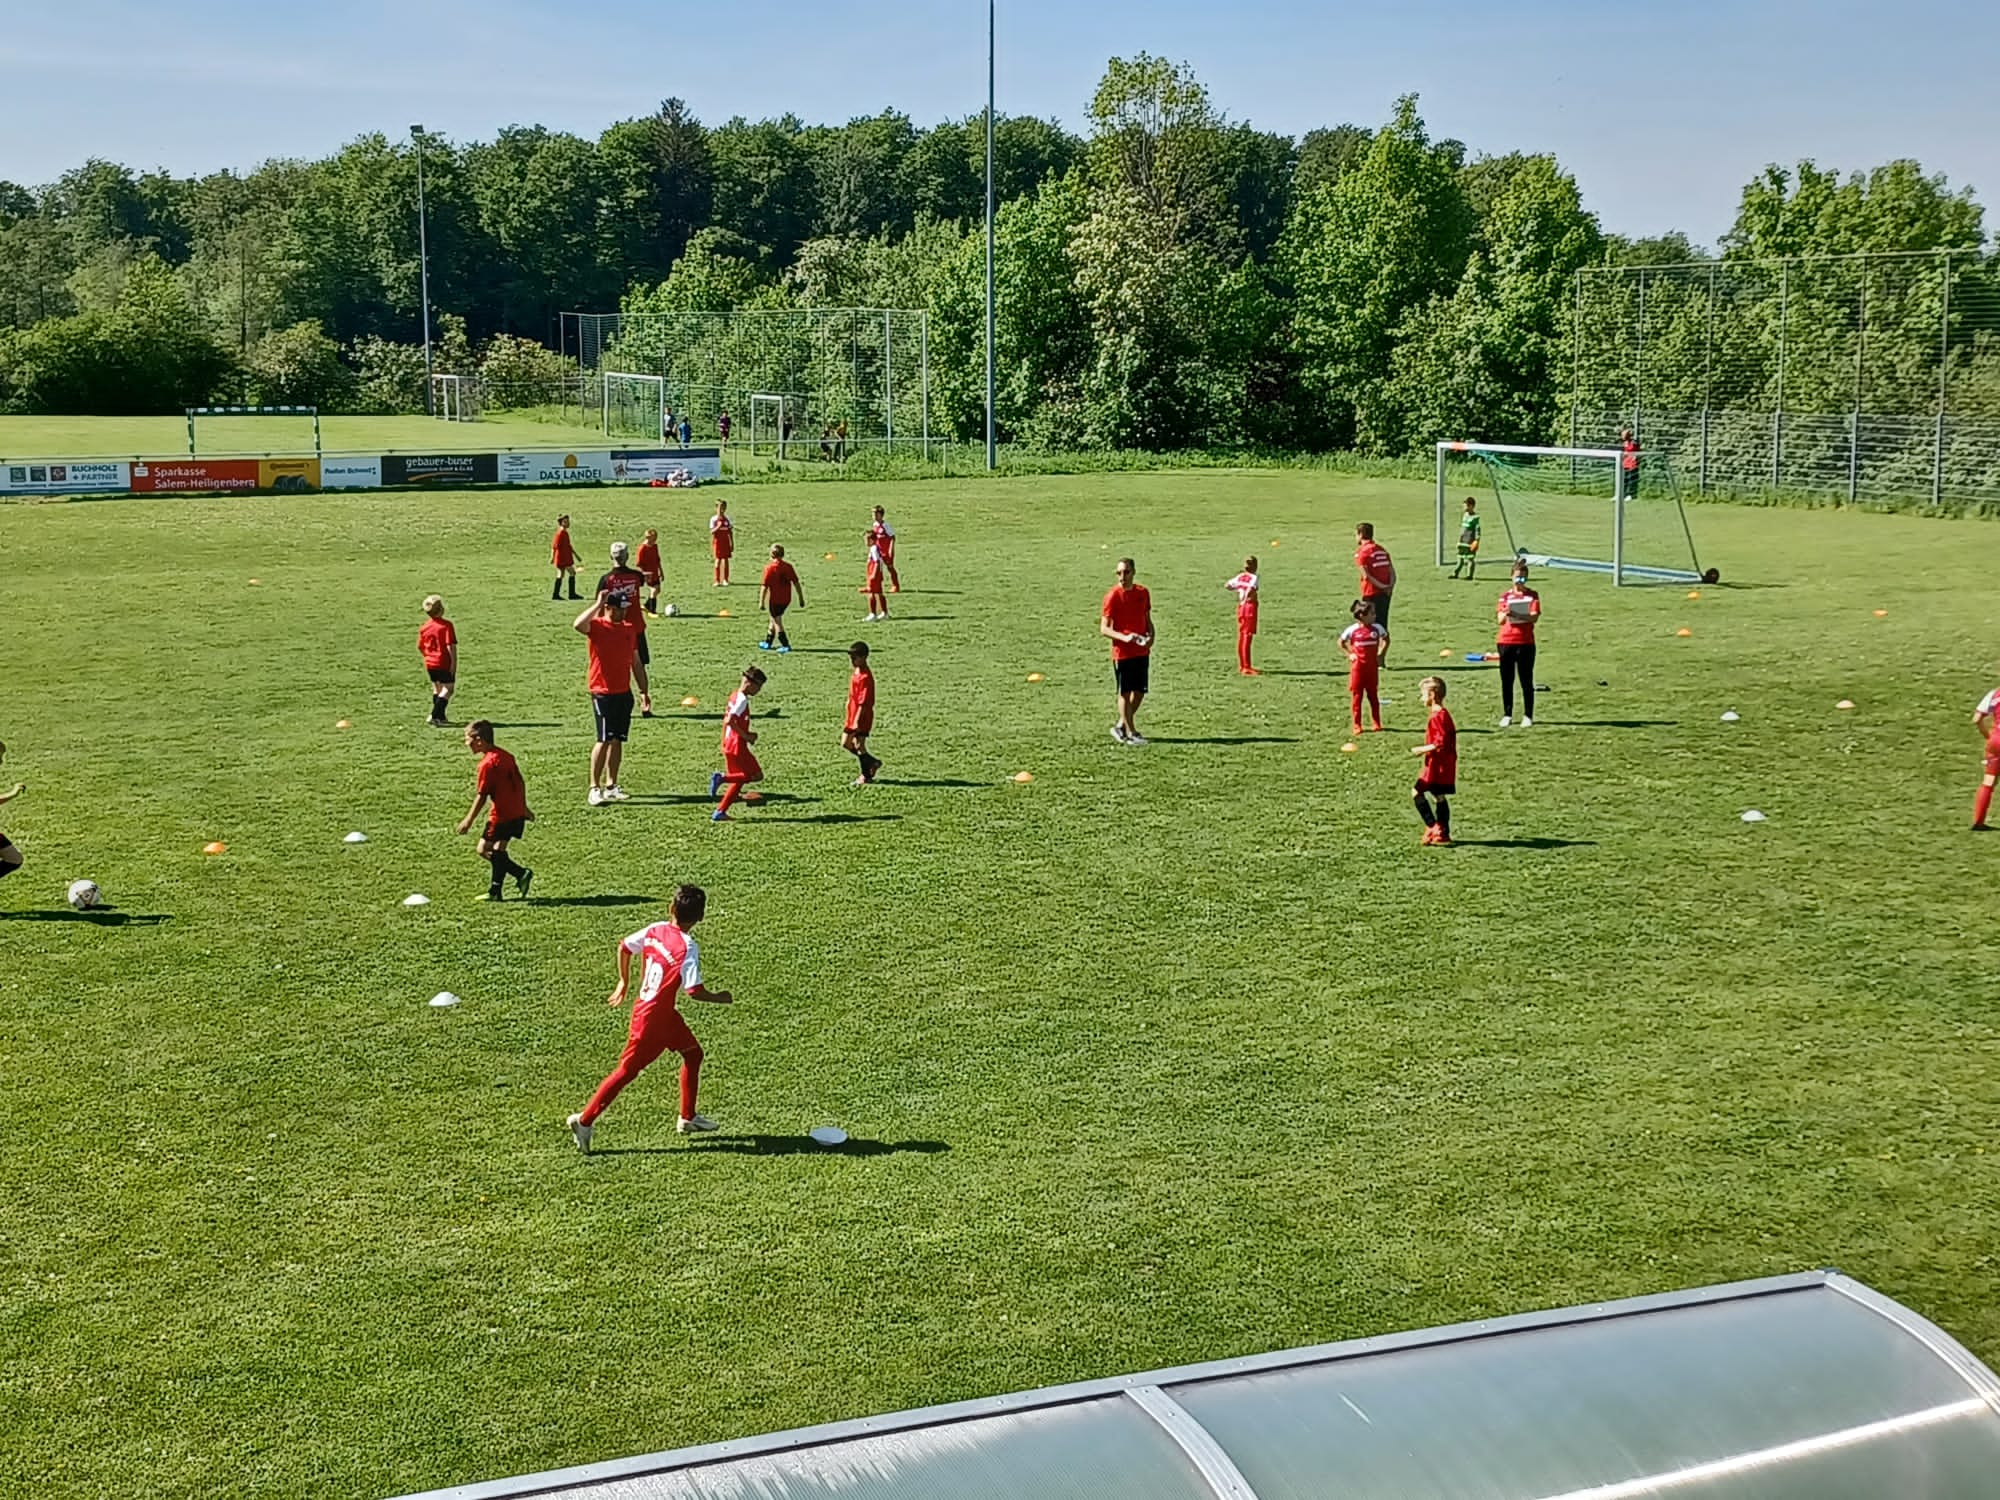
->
xmin=3 ymin=472 xmax=1998 ymax=1498
xmin=0 ymin=411 xmax=614 ymax=459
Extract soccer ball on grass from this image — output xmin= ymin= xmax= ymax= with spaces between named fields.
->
xmin=67 ymin=879 xmax=103 ymax=910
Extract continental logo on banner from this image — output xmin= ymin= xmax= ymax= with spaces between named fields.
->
xmin=259 ymin=458 xmax=320 ymax=493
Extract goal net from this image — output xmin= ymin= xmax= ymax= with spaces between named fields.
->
xmin=748 ymin=394 xmax=789 ymax=458
xmin=1435 ymin=442 xmax=1714 ymax=585
xmin=432 ymin=374 xmax=480 ymax=422
xmin=601 ymin=372 xmax=666 ymax=443
xmin=186 ymin=405 xmax=322 ymax=457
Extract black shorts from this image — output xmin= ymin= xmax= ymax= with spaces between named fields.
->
xmin=592 ymin=692 xmax=635 ymax=743
xmin=635 ymin=630 xmax=650 ymax=667
xmin=427 ymin=666 xmax=455 ymax=686
xmin=1367 ymin=593 xmax=1392 ymax=632
xmin=1416 ymin=779 xmax=1456 ymax=797
xmin=768 ymin=600 xmax=790 ymax=619
xmin=1114 ymin=655 xmax=1151 ymax=695
xmin=485 ymin=817 xmax=527 ymax=843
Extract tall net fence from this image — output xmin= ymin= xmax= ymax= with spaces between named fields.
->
xmin=1570 ymin=249 xmax=2000 ymax=505
xmin=560 ymin=308 xmax=931 ymax=457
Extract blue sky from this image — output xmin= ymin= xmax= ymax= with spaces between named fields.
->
xmin=2 ymin=0 xmax=1994 ymax=246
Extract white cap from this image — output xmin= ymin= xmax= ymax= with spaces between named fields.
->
xmin=609 ymin=541 xmax=629 ymax=560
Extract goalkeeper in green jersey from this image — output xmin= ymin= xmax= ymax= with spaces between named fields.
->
xmin=1451 ymin=497 xmax=1482 ymax=579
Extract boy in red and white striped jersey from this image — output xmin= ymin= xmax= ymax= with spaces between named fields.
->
xmin=710 ymin=667 xmax=768 ymax=821
xmin=1339 ymin=598 xmax=1386 ymax=734
xmin=1224 ymin=558 xmax=1259 ymax=675
xmin=1974 ymin=684 xmax=2000 ymax=830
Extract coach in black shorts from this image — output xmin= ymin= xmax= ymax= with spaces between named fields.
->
xmin=597 ymin=542 xmax=655 ymax=717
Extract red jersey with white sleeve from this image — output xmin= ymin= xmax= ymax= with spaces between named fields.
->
xmin=623 ymin=921 xmax=701 ymax=1013
xmin=1496 ymin=585 xmax=1541 ymax=645
xmin=722 ymin=690 xmax=753 ymax=756
xmin=709 ymin=513 xmax=734 ymax=558
xmin=1421 ymin=706 xmax=1459 ymax=788
xmin=846 ymin=667 xmax=876 ymax=735
xmin=1225 ymin=571 xmax=1259 ymax=626
xmin=1979 ymin=687 xmax=2000 ymax=771
xmin=869 ymin=520 xmax=895 ymax=560
xmin=418 ymin=618 xmax=456 ymax=669
xmin=865 ymin=539 xmax=886 ymax=585
xmin=1340 ymin=621 xmax=1385 ymax=679
xmin=1356 ymin=540 xmax=1396 ymax=598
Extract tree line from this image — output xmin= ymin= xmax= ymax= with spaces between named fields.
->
xmin=0 ymin=56 xmax=1989 ymax=452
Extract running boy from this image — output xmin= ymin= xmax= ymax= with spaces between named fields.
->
xmin=1974 ymin=682 xmax=2000 ymax=830
xmin=567 ymin=883 xmax=733 ymax=1150
xmin=419 ymin=595 xmax=457 ymax=728
xmin=710 ymin=666 xmax=768 ymax=821
xmin=869 ymin=505 xmax=901 ymax=591
xmin=456 ymin=720 xmax=534 ymax=901
xmin=1452 ymin=497 xmax=1482 ymax=580
xmin=1224 ymin=558 xmax=1259 ymax=675
xmin=637 ymin=528 xmax=664 ymax=614
xmin=843 ymin=641 xmax=881 ymax=785
xmin=863 ymin=535 xmax=890 ymax=622
xmin=1340 ymin=598 xmax=1386 ymax=734
xmin=710 ymin=499 xmax=734 ymax=586
xmin=759 ymin=544 xmax=804 ymax=652
xmin=0 ymin=742 xmax=23 ymax=886
xmin=1411 ymin=676 xmax=1458 ymax=846
xmin=551 ymin=514 xmax=578 ymax=600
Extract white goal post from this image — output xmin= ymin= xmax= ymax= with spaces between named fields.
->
xmin=748 ymin=393 xmax=788 ymax=458
xmin=1435 ymin=441 xmax=1713 ymax=587
xmin=601 ymin=371 xmax=667 ymax=441
xmin=431 ymin=374 xmax=478 ymax=422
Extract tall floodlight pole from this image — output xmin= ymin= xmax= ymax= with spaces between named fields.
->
xmin=984 ymin=0 xmax=996 ymax=470
xmin=411 ymin=124 xmax=435 ymax=415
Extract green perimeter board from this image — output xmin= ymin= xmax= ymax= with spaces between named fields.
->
xmin=1 ymin=471 xmax=1997 ymax=1499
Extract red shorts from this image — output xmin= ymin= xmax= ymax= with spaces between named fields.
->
xmin=725 ymin=748 xmax=763 ymax=781
xmin=630 ymin=998 xmax=699 ymax=1056
xmin=1349 ymin=668 xmax=1378 ymax=691
xmin=1985 ymin=742 xmax=2000 ymax=778
xmin=712 ymin=537 xmax=733 ymax=559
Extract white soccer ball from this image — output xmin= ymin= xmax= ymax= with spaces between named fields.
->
xmin=67 ymin=879 xmax=102 ymax=910
xmin=662 ymin=602 xmax=679 ymax=617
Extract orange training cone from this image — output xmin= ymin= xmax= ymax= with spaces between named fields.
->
xmin=202 ymin=841 xmax=228 ymax=855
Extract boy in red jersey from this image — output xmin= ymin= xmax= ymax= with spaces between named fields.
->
xmin=567 ymin=883 xmax=734 ymax=1150
xmin=710 ymin=666 xmax=768 ymax=821
xmin=1974 ymin=684 xmax=2000 ymax=830
xmin=710 ymin=499 xmax=734 ymax=586
xmin=862 ymin=535 xmax=890 ymax=621
xmin=1101 ymin=557 xmax=1154 ymax=745
xmin=1411 ymin=676 xmax=1457 ymax=846
xmin=0 ymin=741 xmax=23 ymax=887
xmin=843 ymin=640 xmax=881 ymax=785
xmin=869 ymin=505 xmax=901 ymax=591
xmin=574 ymin=589 xmax=642 ymax=806
xmin=1495 ymin=560 xmax=1542 ymax=727
xmin=418 ymin=595 xmax=458 ymax=728
xmin=1339 ymin=598 xmax=1386 ymax=734
xmin=456 ymin=720 xmax=534 ymax=901
xmin=1353 ymin=523 xmax=1397 ymax=658
xmin=636 ymin=528 xmax=664 ymax=615
xmin=551 ymin=514 xmax=578 ymax=600
xmin=1224 ymin=558 xmax=1259 ymax=675
xmin=759 ymin=544 xmax=805 ymax=652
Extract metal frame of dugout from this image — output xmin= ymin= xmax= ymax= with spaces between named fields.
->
xmin=389 ymin=1269 xmax=2000 ymax=1500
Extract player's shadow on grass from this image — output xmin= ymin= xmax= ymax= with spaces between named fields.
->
xmin=528 ymin=894 xmax=655 ymax=908
xmin=1548 ymin=719 xmax=1677 ymax=729
xmin=1452 ymin=837 xmax=1596 ymax=850
xmin=1147 ymin=735 xmax=1299 ymax=746
xmin=763 ymin=812 xmax=903 ymax=825
xmin=881 ymin=778 xmax=984 ymax=788
xmin=687 ymin=1135 xmax=949 ymax=1158
xmin=0 ymin=909 xmax=171 ymax=926
xmin=621 ymin=792 xmax=725 ymax=806
xmin=1263 ymin=669 xmax=1344 ymax=678
xmin=488 ymin=721 xmax=564 ymax=729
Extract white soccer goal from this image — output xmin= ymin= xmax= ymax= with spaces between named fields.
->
xmin=1435 ymin=441 xmax=1715 ymax=586
xmin=601 ymin=371 xmax=666 ymax=442
xmin=431 ymin=374 xmax=478 ymax=422
xmin=748 ymin=393 xmax=788 ymax=458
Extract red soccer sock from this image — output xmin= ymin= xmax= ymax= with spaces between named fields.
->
xmin=1977 ymin=784 xmax=1994 ymax=826
xmin=718 ymin=776 xmax=746 ymax=813
xmin=679 ymin=1055 xmax=701 ymax=1118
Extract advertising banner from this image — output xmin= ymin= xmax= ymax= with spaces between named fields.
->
xmin=131 ymin=459 xmax=261 ymax=493
xmin=258 ymin=457 xmax=321 ymax=492
xmin=380 ymin=453 xmax=499 ymax=486
xmin=320 ymin=457 xmax=383 ymax=490
xmin=0 ymin=461 xmax=131 ymax=495
xmin=497 ymin=450 xmax=615 ymax=486
xmin=611 ymin=447 xmax=722 ymax=482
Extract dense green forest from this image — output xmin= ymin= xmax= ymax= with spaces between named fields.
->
xmin=0 ymin=56 xmax=1988 ymax=451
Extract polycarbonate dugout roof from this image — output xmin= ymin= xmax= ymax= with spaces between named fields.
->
xmin=391 ymin=1270 xmax=2000 ymax=1500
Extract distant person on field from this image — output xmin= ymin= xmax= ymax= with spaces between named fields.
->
xmin=418 ymin=595 xmax=458 ymax=728
xmin=575 ymin=588 xmax=642 ymax=806
xmin=456 ymin=720 xmax=534 ymax=902
xmin=1225 ymin=557 xmax=1260 ymax=675
xmin=710 ymin=666 xmax=768 ymax=821
xmin=759 ymin=544 xmax=803 ymax=652
xmin=567 ymin=882 xmax=734 ymax=1152
xmin=0 ymin=742 xmax=23 ymax=886
xmin=1353 ymin=523 xmax=1396 ymax=654
xmin=1620 ymin=428 xmax=1641 ymax=500
xmin=842 ymin=640 xmax=881 ymax=786
xmin=1340 ymin=598 xmax=1386 ymax=735
xmin=718 ymin=411 xmax=732 ymax=444
xmin=1101 ymin=556 xmax=1154 ymax=746
xmin=1973 ymin=681 xmax=2000 ymax=830
xmin=863 ymin=533 xmax=890 ymax=622
xmin=678 ymin=413 xmax=692 ymax=449
xmin=835 ymin=421 xmax=849 ymax=464
xmin=710 ymin=498 xmax=735 ymax=586
xmin=1452 ymin=497 xmax=1482 ymax=580
xmin=1496 ymin=561 xmax=1542 ymax=728
xmin=1411 ymin=676 xmax=1458 ymax=846
xmin=819 ymin=424 xmax=834 ymax=462
xmin=551 ymin=514 xmax=579 ymax=600
xmin=869 ymin=505 xmax=901 ymax=591
xmin=598 ymin=542 xmax=656 ymax=718
xmin=636 ymin=528 xmax=664 ymax=615
xmin=781 ymin=416 xmax=794 ymax=459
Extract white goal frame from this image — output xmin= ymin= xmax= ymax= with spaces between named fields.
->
xmin=1435 ymin=440 xmax=1706 ymax=587
xmin=431 ymin=374 xmax=478 ymax=422
xmin=748 ymin=393 xmax=788 ymax=458
xmin=601 ymin=371 xmax=666 ymax=442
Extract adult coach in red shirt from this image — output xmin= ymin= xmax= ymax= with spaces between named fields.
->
xmin=575 ymin=588 xmax=642 ymax=806
xmin=1354 ymin=523 xmax=1397 ymax=657
xmin=1100 ymin=556 xmax=1154 ymax=746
